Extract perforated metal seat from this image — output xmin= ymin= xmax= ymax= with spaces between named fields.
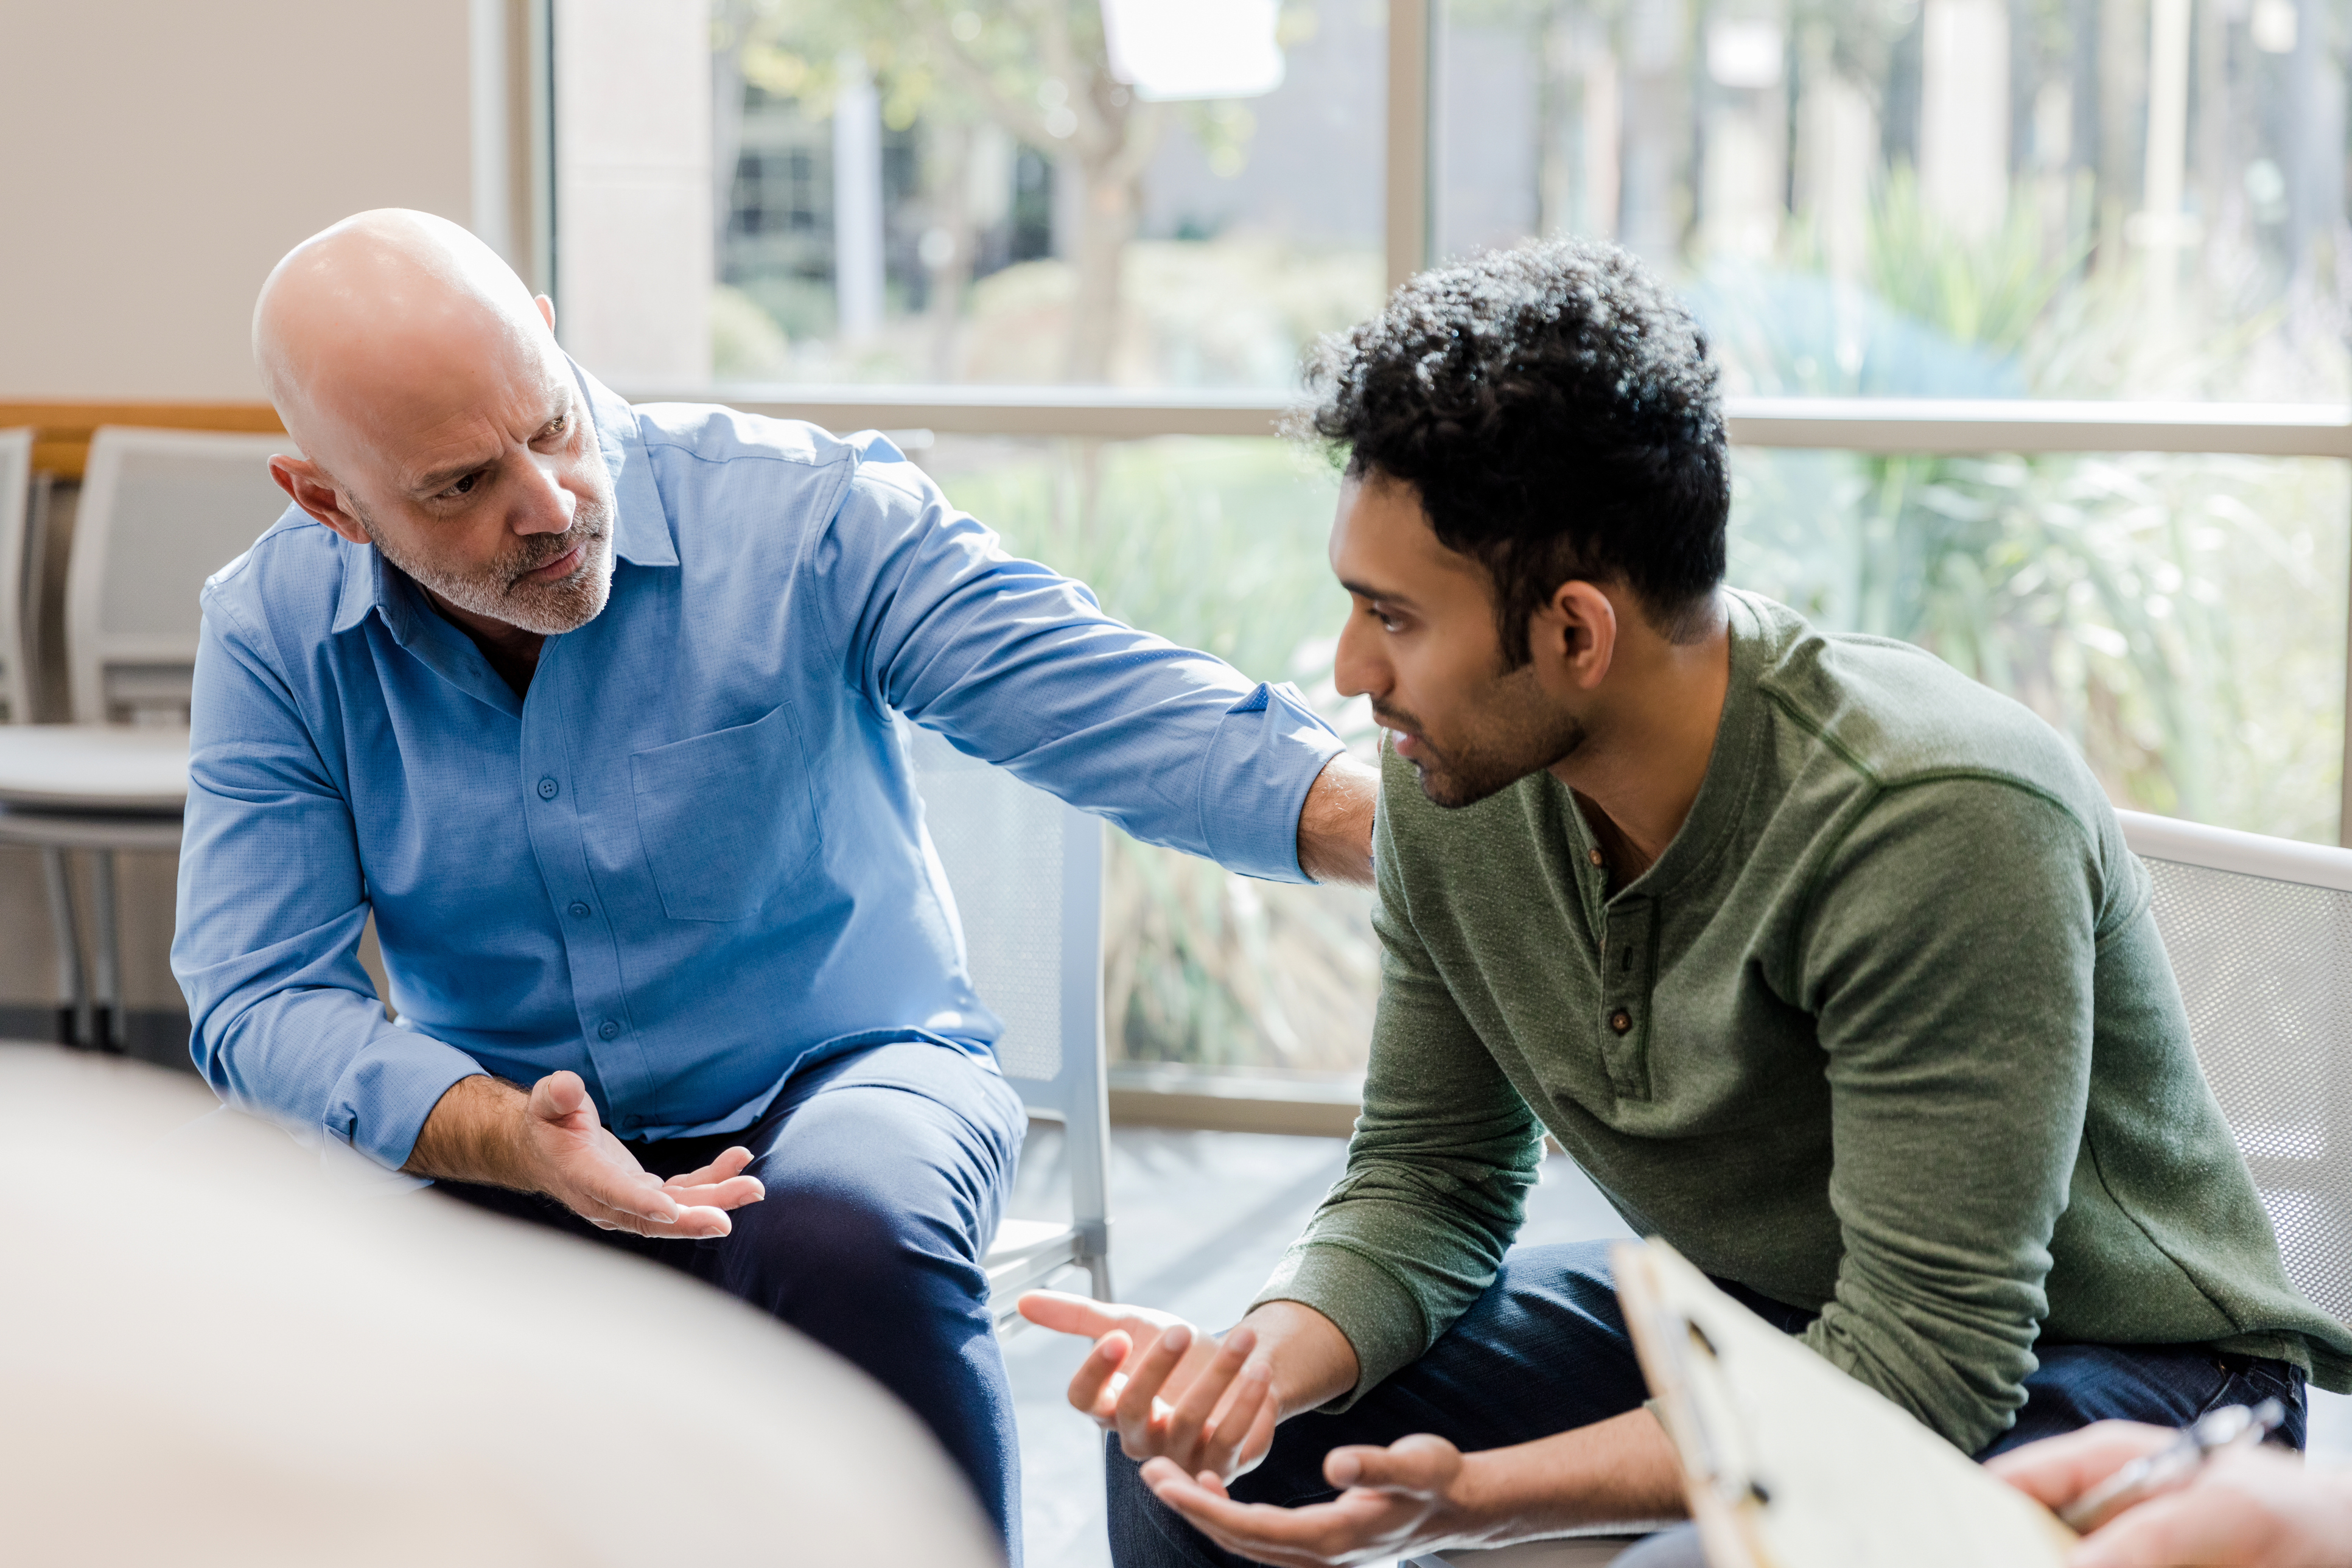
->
xmin=902 ymin=718 xmax=1113 ymax=1325
xmin=2119 ymin=810 xmax=2352 ymax=1329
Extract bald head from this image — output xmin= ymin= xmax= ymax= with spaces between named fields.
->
xmin=254 ymin=210 xmax=617 ymax=642
xmin=254 ymin=209 xmax=557 ymax=470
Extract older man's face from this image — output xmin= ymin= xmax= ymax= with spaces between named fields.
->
xmin=337 ymin=350 xmax=618 ymax=637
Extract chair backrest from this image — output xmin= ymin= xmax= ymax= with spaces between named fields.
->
xmin=903 ymin=719 xmax=1110 ymax=1256
xmin=2119 ymin=809 xmax=2352 ymax=1328
xmin=69 ymin=426 xmax=298 ymax=725
xmin=0 ymin=427 xmax=32 ymax=723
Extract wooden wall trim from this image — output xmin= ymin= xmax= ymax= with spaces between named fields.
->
xmin=0 ymin=402 xmax=285 ymax=480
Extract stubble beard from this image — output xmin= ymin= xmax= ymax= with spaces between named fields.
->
xmin=1381 ymin=668 xmax=1587 ymax=810
xmin=358 ymin=491 xmax=617 ymax=636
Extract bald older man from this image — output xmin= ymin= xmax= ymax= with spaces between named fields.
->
xmin=173 ymin=209 xmax=1374 ymax=1556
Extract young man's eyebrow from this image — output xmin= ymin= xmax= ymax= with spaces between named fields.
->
xmin=1340 ymin=578 xmax=1421 ymax=611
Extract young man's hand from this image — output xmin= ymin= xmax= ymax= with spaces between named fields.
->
xmin=1018 ymin=1292 xmax=1362 ymax=1482
xmin=1991 ymin=1421 xmax=2352 ymax=1568
xmin=1018 ymin=1293 xmax=1283 ymax=1479
xmin=404 ymin=1071 xmax=766 ymax=1238
xmin=1139 ymin=1433 xmax=1489 ymax=1567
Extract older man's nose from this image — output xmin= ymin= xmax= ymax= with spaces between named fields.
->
xmin=514 ymin=448 xmax=579 ymax=534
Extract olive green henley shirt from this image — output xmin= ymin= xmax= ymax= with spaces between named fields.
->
xmin=1256 ymin=590 xmax=2352 ymax=1454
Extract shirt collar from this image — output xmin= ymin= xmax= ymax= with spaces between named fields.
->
xmin=330 ymin=357 xmax=676 ymax=636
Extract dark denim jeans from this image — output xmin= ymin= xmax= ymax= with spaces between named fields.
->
xmin=1106 ymin=1241 xmax=2308 ymax=1568
xmin=435 ymin=1039 xmax=1029 ymax=1559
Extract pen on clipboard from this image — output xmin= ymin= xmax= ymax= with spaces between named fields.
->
xmin=2057 ymin=1398 xmax=2286 ymax=1533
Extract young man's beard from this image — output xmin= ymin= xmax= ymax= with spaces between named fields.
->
xmin=1379 ymin=671 xmax=1587 ymax=810
xmin=357 ymin=494 xmax=616 ymax=636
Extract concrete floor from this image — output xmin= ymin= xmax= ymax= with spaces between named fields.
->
xmin=1004 ymin=1124 xmax=2352 ymax=1568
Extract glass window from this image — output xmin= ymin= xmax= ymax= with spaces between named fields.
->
xmin=709 ymin=1 xmax=1389 ymax=387
xmin=915 ymin=434 xmax=1378 ymax=1073
xmin=1733 ymin=447 xmax=2348 ymax=839
xmin=1437 ymin=0 xmax=2352 ymax=401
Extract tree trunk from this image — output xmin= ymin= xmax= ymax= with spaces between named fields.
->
xmin=926 ymin=123 xmax=976 ymax=380
xmin=1063 ymin=156 xmax=1139 ymax=382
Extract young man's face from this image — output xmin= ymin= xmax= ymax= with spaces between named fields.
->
xmin=1328 ymin=473 xmax=1587 ymax=808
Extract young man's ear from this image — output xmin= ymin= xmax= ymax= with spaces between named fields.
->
xmin=1529 ymin=579 xmax=1619 ymax=692
xmin=268 ymin=455 xmax=369 ymax=545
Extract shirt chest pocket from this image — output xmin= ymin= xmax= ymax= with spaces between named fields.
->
xmin=628 ymin=702 xmax=823 ymax=922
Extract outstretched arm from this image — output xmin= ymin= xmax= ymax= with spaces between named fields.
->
xmin=824 ymin=447 xmax=1351 ymax=883
xmin=405 ymin=1071 xmax=764 ymax=1240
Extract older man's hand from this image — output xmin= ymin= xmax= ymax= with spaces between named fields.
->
xmin=405 ymin=1071 xmax=765 ymax=1238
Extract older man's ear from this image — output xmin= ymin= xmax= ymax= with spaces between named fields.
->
xmin=267 ymin=455 xmax=369 ymax=545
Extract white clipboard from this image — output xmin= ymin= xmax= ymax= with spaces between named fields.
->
xmin=1612 ymin=1239 xmax=2080 ymax=1568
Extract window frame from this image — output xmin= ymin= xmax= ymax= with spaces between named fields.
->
xmin=536 ymin=0 xmax=2352 ymax=1117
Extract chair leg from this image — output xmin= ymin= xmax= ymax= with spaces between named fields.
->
xmin=91 ymin=849 xmax=123 ymax=1054
xmin=40 ymin=846 xmax=89 ymax=1048
xmin=1086 ymin=1253 xmax=1114 ymax=1303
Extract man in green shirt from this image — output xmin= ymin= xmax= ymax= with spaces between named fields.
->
xmin=1024 ymin=240 xmax=2352 ymax=1567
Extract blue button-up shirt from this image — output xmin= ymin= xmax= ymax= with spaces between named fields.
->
xmin=173 ymin=369 xmax=1343 ymax=1171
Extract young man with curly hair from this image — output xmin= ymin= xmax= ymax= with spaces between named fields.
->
xmin=1025 ymin=240 xmax=2352 ymax=1567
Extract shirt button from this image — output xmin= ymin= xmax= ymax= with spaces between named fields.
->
xmin=1609 ymin=1009 xmax=1633 ymax=1035
xmin=537 ymin=777 xmax=559 ymax=799
xmin=1587 ymin=848 xmax=1605 ymax=867
xmin=568 ymin=901 xmax=591 ymax=917
xmin=597 ymin=1018 xmax=621 ymax=1040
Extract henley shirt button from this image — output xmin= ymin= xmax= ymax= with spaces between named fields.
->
xmin=568 ymin=900 xmax=591 ymax=917
xmin=1609 ymin=1009 xmax=1634 ymax=1035
xmin=597 ymin=1018 xmax=621 ymax=1040
xmin=1587 ymin=848 xmax=1605 ymax=867
xmin=536 ymin=777 xmax=559 ymax=799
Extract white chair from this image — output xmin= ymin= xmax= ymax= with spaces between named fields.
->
xmin=902 ymin=718 xmax=1115 ymax=1325
xmin=0 ymin=427 xmax=36 ymax=723
xmin=68 ymin=425 xmax=296 ymax=725
xmin=0 ymin=425 xmax=294 ymax=1049
xmin=2118 ymin=809 xmax=2352 ymax=1329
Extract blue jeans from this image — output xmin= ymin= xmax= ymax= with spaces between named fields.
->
xmin=1106 ymin=1241 xmax=2309 ymax=1568
xmin=436 ymin=1039 xmax=1029 ymax=1559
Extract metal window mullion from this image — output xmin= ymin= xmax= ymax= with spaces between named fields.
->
xmin=1386 ymin=0 xmax=1433 ymax=292
xmin=2340 ymin=466 xmax=2352 ymax=848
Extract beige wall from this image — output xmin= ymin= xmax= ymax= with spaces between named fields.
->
xmin=0 ymin=0 xmax=478 ymax=399
xmin=0 ymin=1 xmax=483 ymax=1037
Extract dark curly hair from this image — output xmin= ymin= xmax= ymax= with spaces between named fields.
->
xmin=1292 ymin=239 xmax=1728 ymax=662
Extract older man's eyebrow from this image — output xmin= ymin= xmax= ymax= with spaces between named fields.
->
xmin=411 ymin=450 xmax=500 ymax=494
xmin=1340 ymin=578 xmax=1421 ymax=611
xmin=410 ymin=395 xmax=575 ymax=494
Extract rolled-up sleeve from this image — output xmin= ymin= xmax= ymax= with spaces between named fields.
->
xmin=819 ymin=444 xmax=1345 ymax=882
xmin=172 ymin=597 xmax=483 ymax=1170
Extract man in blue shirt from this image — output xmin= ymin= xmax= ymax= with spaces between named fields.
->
xmin=175 ymin=210 xmax=1372 ymax=1556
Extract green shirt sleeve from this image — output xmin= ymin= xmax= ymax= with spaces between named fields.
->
xmin=1251 ymin=782 xmax=1544 ymax=1408
xmin=1794 ymin=775 xmax=2105 ymax=1454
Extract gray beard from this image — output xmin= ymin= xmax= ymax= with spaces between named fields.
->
xmin=360 ymin=496 xmax=615 ymax=636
